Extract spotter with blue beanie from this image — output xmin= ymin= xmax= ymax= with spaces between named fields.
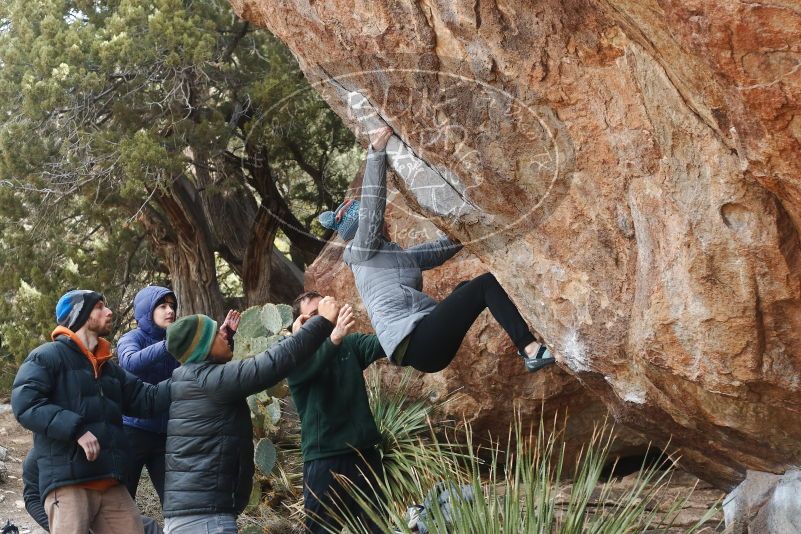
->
xmin=12 ymin=289 xmax=172 ymax=534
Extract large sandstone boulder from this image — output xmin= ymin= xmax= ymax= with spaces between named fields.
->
xmin=230 ymin=0 xmax=801 ymax=489
xmin=306 ymin=184 xmax=644 ymax=455
xmin=724 ymin=470 xmax=801 ymax=534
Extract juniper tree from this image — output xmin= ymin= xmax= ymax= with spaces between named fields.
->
xmin=0 ymin=0 xmax=359 ymax=324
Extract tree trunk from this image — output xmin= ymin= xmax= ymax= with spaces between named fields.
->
xmin=139 ymin=178 xmax=226 ymax=321
xmin=269 ymin=249 xmax=304 ymax=303
xmin=242 ymin=206 xmax=280 ymax=306
xmin=164 ymin=240 xmax=226 ymax=320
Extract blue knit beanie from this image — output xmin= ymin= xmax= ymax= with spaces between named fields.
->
xmin=319 ymin=199 xmax=360 ymax=241
xmin=55 ymin=290 xmax=105 ymax=332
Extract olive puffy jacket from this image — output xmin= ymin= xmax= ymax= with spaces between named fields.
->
xmin=163 ymin=315 xmax=334 ymax=518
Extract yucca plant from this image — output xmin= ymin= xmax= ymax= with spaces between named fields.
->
xmin=367 ymin=370 xmax=468 ymax=506
xmin=266 ymin=368 xmax=464 ymax=521
xmin=322 ymin=414 xmax=722 ymax=533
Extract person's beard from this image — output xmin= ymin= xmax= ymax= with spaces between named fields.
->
xmin=87 ymin=316 xmax=112 ymax=337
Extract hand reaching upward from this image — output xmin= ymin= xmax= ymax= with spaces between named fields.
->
xmin=317 ymin=296 xmax=341 ymax=325
xmin=219 ymin=309 xmax=241 ymax=346
xmin=330 ymin=304 xmax=355 ymax=346
xmin=292 ymin=313 xmax=310 ymax=334
xmin=369 ymin=126 xmax=392 ymax=151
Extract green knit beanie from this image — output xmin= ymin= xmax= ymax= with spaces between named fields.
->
xmin=166 ymin=314 xmax=218 ymax=365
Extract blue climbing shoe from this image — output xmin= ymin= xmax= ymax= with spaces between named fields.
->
xmin=521 ymin=344 xmax=556 ymax=373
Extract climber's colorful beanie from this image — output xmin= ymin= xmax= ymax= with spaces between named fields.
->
xmin=319 ymin=199 xmax=360 ymax=241
xmin=167 ymin=314 xmax=218 ymax=365
xmin=55 ymin=290 xmax=104 ymax=332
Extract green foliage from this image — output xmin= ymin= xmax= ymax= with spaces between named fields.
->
xmin=327 ymin=417 xmax=722 ymax=534
xmin=0 ymin=0 xmax=362 ymax=358
xmin=246 ymin=369 xmax=462 ymax=525
xmin=277 ymin=304 xmax=294 ymax=329
xmin=0 ymin=340 xmax=18 ymax=395
xmin=242 ymin=367 xmax=720 ymax=532
xmin=233 ymin=302 xmax=291 ymax=439
xmin=246 ymin=479 xmax=262 ymax=513
xmin=0 ymin=187 xmax=166 ymax=360
xmin=368 ymin=370 xmax=466 ymax=506
xmin=234 ymin=303 xmax=288 ymax=361
xmin=259 ymin=304 xmax=284 ymax=338
xmin=233 ymin=301 xmax=297 ymax=522
xmin=237 ymin=308 xmax=271 ymax=341
xmin=265 ymin=397 xmax=282 ymax=426
xmin=0 ymin=0 xmax=359 ymax=223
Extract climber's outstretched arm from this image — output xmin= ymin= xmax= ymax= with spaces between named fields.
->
xmin=348 ymin=128 xmax=392 ymax=263
xmin=406 ymin=238 xmax=463 ymax=270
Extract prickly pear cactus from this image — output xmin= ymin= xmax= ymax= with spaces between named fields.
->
xmin=247 ymin=392 xmax=284 ymax=433
xmin=234 ymin=302 xmax=298 ymax=515
xmin=246 ymin=479 xmax=262 ymax=512
xmin=233 ymin=303 xmax=293 ymax=360
xmin=233 ymin=302 xmax=293 ymax=432
xmin=255 ymin=437 xmax=277 ymax=475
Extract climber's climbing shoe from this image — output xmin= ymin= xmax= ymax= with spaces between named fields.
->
xmin=520 ymin=344 xmax=556 ymax=373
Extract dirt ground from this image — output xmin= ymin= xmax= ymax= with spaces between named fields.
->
xmin=0 ymin=402 xmax=725 ymax=533
xmin=0 ymin=404 xmax=46 ymax=534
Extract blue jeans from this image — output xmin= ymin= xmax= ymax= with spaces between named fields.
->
xmin=164 ymin=514 xmax=237 ymax=534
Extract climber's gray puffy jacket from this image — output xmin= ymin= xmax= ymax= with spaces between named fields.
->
xmin=162 ymin=315 xmax=333 ymax=518
xmin=344 ymin=149 xmax=463 ymax=360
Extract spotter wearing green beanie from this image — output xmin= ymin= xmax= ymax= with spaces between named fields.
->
xmin=166 ymin=314 xmax=218 ymax=365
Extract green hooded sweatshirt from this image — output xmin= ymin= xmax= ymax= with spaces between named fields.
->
xmin=288 ymin=333 xmax=385 ymax=462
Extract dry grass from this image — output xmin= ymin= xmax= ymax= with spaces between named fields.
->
xmin=135 ymin=470 xmax=163 ymax=525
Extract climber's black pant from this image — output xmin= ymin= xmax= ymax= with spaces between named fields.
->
xmin=403 ymin=272 xmax=537 ymax=373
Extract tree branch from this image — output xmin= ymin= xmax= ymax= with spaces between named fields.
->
xmin=220 ymin=22 xmax=250 ymax=63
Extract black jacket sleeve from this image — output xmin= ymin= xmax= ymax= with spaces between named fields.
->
xmin=120 ymin=368 xmax=172 ymax=419
xmin=22 ymin=450 xmax=49 ymax=532
xmin=12 ymin=354 xmax=84 ymax=442
xmin=206 ymin=315 xmax=335 ymax=402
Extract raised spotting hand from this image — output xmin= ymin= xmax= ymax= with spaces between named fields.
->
xmin=317 ymin=296 xmax=341 ymax=325
xmin=330 ymin=304 xmax=355 ymax=346
xmin=219 ymin=309 xmax=241 ymax=343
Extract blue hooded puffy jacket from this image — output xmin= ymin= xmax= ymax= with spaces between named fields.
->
xmin=118 ymin=285 xmax=179 ymax=433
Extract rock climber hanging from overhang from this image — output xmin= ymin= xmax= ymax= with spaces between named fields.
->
xmin=314 ymin=125 xmax=556 ymax=374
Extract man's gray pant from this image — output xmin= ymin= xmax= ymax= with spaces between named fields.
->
xmin=164 ymin=513 xmax=237 ymax=534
